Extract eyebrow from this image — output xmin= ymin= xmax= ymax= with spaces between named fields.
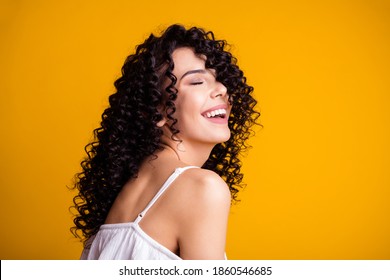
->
xmin=179 ymin=69 xmax=207 ymax=80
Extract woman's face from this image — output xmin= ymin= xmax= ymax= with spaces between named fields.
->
xmin=167 ymin=47 xmax=231 ymax=147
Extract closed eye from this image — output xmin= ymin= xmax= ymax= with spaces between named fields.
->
xmin=190 ymin=81 xmax=203 ymax=85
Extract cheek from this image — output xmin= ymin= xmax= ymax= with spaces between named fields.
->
xmin=175 ymin=91 xmax=205 ymax=118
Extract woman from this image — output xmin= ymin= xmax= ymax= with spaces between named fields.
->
xmin=71 ymin=24 xmax=259 ymax=260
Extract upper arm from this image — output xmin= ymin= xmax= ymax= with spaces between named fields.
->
xmin=175 ymin=170 xmax=231 ymax=260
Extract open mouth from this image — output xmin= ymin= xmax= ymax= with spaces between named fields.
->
xmin=201 ymin=108 xmax=229 ymax=124
xmin=202 ymin=108 xmax=227 ymax=119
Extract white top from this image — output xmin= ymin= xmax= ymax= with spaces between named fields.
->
xmin=80 ymin=166 xmax=199 ymax=260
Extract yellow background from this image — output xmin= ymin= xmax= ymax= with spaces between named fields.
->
xmin=0 ymin=0 xmax=389 ymax=259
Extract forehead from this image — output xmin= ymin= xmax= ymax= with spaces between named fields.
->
xmin=171 ymin=47 xmax=206 ymax=75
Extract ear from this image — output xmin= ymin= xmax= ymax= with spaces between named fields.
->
xmin=156 ymin=101 xmax=168 ymax=127
xmin=156 ymin=116 xmax=167 ymax=127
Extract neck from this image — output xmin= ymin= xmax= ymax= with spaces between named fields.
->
xmin=159 ymin=134 xmax=214 ymax=167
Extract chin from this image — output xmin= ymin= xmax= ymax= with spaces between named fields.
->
xmin=215 ymin=132 xmax=231 ymax=144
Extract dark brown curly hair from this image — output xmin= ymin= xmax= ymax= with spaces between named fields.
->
xmin=71 ymin=24 xmax=260 ymax=245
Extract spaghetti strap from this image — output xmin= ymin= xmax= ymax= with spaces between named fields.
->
xmin=133 ymin=166 xmax=199 ymax=224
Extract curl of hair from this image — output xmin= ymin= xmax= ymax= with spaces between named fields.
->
xmin=71 ymin=24 xmax=260 ymax=244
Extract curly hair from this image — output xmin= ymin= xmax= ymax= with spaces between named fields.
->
xmin=71 ymin=24 xmax=260 ymax=244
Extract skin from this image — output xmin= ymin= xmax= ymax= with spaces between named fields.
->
xmin=104 ymin=47 xmax=232 ymax=259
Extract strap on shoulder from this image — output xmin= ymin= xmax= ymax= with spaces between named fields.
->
xmin=133 ymin=166 xmax=199 ymax=224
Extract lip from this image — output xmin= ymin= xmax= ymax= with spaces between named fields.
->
xmin=201 ymin=104 xmax=229 ymax=124
xmin=201 ymin=104 xmax=228 ymax=115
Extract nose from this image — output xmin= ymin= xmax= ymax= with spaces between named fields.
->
xmin=211 ymin=81 xmax=228 ymax=98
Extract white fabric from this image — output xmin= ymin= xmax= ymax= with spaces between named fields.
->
xmin=80 ymin=166 xmax=199 ymax=260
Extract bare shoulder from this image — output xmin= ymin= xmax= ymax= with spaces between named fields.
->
xmin=171 ymin=168 xmax=231 ymax=222
xmin=170 ymin=168 xmax=231 ymax=259
xmin=179 ymin=168 xmax=231 ymax=206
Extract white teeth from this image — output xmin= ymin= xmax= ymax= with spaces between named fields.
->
xmin=203 ymin=108 xmax=227 ymax=118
